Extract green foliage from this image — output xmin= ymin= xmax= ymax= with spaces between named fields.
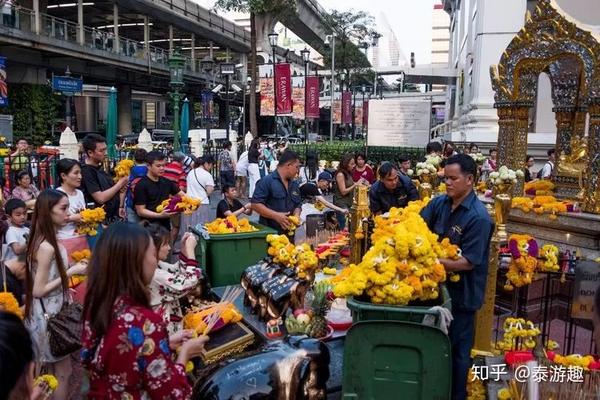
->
xmin=321 ymin=9 xmax=379 ymax=86
xmin=213 ymin=0 xmax=296 ymax=17
xmin=289 ymin=141 xmax=425 ymax=165
xmin=0 ymin=84 xmax=59 ymax=145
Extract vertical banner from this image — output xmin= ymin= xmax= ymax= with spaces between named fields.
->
xmin=201 ymin=91 xmax=214 ymax=120
xmin=0 ymin=57 xmax=7 ymax=107
xmin=363 ymin=100 xmax=369 ymax=126
xmin=291 ymin=76 xmax=305 ymax=120
xmin=275 ymin=63 xmax=292 ymax=114
xmin=333 ymin=93 xmax=342 ymax=124
xmin=305 ymin=76 xmax=320 ymax=118
xmin=259 ymin=64 xmax=274 ymax=116
xmin=342 ymin=91 xmax=352 ymax=124
xmin=354 ymin=105 xmax=363 ymax=127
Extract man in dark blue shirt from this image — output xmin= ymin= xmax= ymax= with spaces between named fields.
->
xmin=369 ymin=162 xmax=419 ymax=215
xmin=251 ymin=150 xmax=302 ymax=235
xmin=420 ymin=154 xmax=494 ymax=400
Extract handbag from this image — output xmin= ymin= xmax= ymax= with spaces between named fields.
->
xmin=40 ymin=294 xmax=83 ymax=358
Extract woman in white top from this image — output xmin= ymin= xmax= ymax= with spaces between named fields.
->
xmin=55 ymin=158 xmax=86 ymax=240
xmin=298 ymin=150 xmax=322 ymax=186
xmin=182 ymin=155 xmax=215 ymax=232
xmin=24 ymin=190 xmax=88 ymax=399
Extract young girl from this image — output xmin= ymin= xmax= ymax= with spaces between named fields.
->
xmin=24 ymin=189 xmax=88 ymax=399
xmin=56 ymin=158 xmax=86 ymax=240
xmin=82 ymin=222 xmax=207 ymax=399
xmin=144 ymin=222 xmax=204 ymax=335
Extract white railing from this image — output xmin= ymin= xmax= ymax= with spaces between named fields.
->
xmin=430 ymin=120 xmax=456 ymax=140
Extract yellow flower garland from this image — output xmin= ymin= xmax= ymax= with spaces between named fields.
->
xmin=113 ymin=159 xmax=134 ymax=181
xmin=34 ymin=374 xmax=59 ymax=391
xmin=333 ymin=198 xmax=456 ymax=305
xmin=266 ymin=234 xmax=318 ymax=279
xmin=495 ymin=317 xmax=540 ymax=351
xmin=78 ymin=207 xmax=106 ymax=236
xmin=0 ymin=291 xmax=22 ymax=319
xmin=539 ymin=244 xmax=559 ymax=272
xmin=205 ymin=215 xmax=258 ymax=234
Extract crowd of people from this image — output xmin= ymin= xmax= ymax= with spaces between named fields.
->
xmin=0 ymin=132 xmax=561 ymax=399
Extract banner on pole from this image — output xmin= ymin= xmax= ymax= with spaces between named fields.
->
xmin=305 ymin=76 xmax=320 ymax=118
xmin=354 ymin=105 xmax=363 ymax=127
xmin=291 ymin=76 xmax=305 ymax=120
xmin=333 ymin=93 xmax=342 ymax=124
xmin=259 ymin=65 xmax=274 ymax=116
xmin=0 ymin=57 xmax=7 ymax=107
xmin=275 ymin=63 xmax=292 ymax=114
xmin=200 ymin=91 xmax=214 ymax=121
xmin=342 ymin=91 xmax=352 ymax=124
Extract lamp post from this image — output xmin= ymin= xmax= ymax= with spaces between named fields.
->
xmin=339 ymin=71 xmax=346 ymax=140
xmin=220 ymin=62 xmax=235 ymax=141
xmin=268 ymin=31 xmax=278 ymax=139
xmin=65 ymin=66 xmax=72 ymax=128
xmin=200 ymin=55 xmax=215 ymax=142
xmin=301 ymin=47 xmax=310 ymax=143
xmin=168 ymin=49 xmax=185 ymax=151
xmin=325 ymin=33 xmax=335 ymax=143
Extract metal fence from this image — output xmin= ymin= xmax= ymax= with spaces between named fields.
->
xmin=289 ymin=142 xmax=426 ymax=165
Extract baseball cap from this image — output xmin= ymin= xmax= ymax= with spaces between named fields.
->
xmin=318 ymin=171 xmax=333 ymax=182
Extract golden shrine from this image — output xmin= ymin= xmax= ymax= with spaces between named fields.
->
xmin=490 ymin=0 xmax=600 ymax=209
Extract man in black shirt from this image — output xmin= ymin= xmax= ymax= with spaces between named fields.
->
xmin=369 ymin=162 xmax=419 ymax=215
xmin=216 ymin=185 xmax=252 ymax=219
xmin=80 ymin=134 xmax=129 ymax=221
xmin=134 ymin=151 xmax=183 ymax=229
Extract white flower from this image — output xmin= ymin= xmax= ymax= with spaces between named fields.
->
xmin=416 ymin=170 xmax=423 ymax=176
xmin=516 ymin=170 xmax=525 ymax=178
xmin=147 ymin=359 xmax=167 ymax=378
xmin=489 ymin=172 xmax=500 ymax=179
xmin=407 ymin=169 xmax=414 ymax=176
xmin=123 ymin=313 xmax=134 ymax=322
xmin=422 ymin=169 xmax=430 ymax=175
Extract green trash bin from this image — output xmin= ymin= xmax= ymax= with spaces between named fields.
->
xmin=193 ymin=223 xmax=277 ymax=287
xmin=347 ymin=284 xmax=452 ymax=330
xmin=342 ymin=320 xmax=452 ymax=400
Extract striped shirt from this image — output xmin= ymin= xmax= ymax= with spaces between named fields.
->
xmin=163 ymin=161 xmax=187 ymax=191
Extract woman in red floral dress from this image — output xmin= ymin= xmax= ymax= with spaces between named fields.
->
xmin=81 ymin=222 xmax=208 ymax=399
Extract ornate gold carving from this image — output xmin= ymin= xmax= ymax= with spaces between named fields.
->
xmin=349 ymin=185 xmax=370 ymax=265
xmin=490 ymin=0 xmax=600 ymax=211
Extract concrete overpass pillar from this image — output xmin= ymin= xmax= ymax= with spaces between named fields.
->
xmin=117 ymin=84 xmax=132 ymax=134
xmin=32 ymin=0 xmax=40 ymax=34
xmin=113 ymin=3 xmax=120 ymax=54
xmin=190 ymin=33 xmax=195 ymax=72
xmin=169 ymin=25 xmax=174 ymax=54
xmin=143 ymin=16 xmax=150 ymax=56
xmin=77 ymin=0 xmax=84 ymax=45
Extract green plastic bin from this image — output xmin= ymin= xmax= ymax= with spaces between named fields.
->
xmin=347 ymin=284 xmax=452 ymax=330
xmin=342 ymin=320 xmax=451 ymax=400
xmin=193 ymin=223 xmax=276 ymax=287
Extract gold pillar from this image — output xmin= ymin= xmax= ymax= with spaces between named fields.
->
xmin=512 ymin=105 xmax=530 ymax=195
xmin=473 ymin=204 xmax=498 ymax=353
xmin=553 ymin=107 xmax=576 ymax=174
xmin=349 ymin=185 xmax=370 ymax=265
xmin=496 ymin=105 xmax=515 ymax=169
xmin=583 ymin=100 xmax=600 ymax=213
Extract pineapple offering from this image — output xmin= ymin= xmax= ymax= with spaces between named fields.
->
xmin=285 ymin=281 xmax=331 ymax=338
xmin=205 ymin=215 xmax=258 ymax=234
xmin=333 ymin=199 xmax=459 ymax=305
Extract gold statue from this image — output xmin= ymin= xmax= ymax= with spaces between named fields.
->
xmin=557 ymin=135 xmax=587 ymax=199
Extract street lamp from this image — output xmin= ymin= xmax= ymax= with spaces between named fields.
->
xmin=325 ymin=33 xmax=336 ymax=143
xmin=168 ymin=49 xmax=185 ymax=151
xmin=301 ymin=47 xmax=310 ymax=143
xmin=220 ymin=62 xmax=235 ymax=141
xmin=268 ymin=31 xmax=278 ymax=139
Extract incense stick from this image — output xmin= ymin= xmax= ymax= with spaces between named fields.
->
xmin=202 ymin=286 xmax=244 ymax=335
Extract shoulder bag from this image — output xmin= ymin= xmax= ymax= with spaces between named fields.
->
xmin=40 ymin=292 xmax=83 ymax=358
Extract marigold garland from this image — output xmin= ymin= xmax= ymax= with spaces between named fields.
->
xmin=77 ymin=207 xmax=106 ymax=236
xmin=466 ymin=367 xmax=486 ymax=400
xmin=511 ymin=195 xmax=569 ymax=219
xmin=495 ymin=317 xmax=540 ymax=351
xmin=156 ymin=195 xmax=200 ymax=215
xmin=266 ymin=234 xmax=318 ymax=279
xmin=333 ymin=198 xmax=457 ymax=305
xmin=113 ymin=159 xmax=134 ymax=181
xmin=552 ymin=353 xmax=596 ymax=370
xmin=34 ymin=374 xmax=59 ymax=392
xmin=205 ymin=215 xmax=257 ymax=234
xmin=504 ymin=234 xmax=538 ymax=290
xmin=539 ymin=244 xmax=559 ymax=272
xmin=0 ymin=291 xmax=22 ymax=318
xmin=69 ymin=249 xmax=90 ymax=288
